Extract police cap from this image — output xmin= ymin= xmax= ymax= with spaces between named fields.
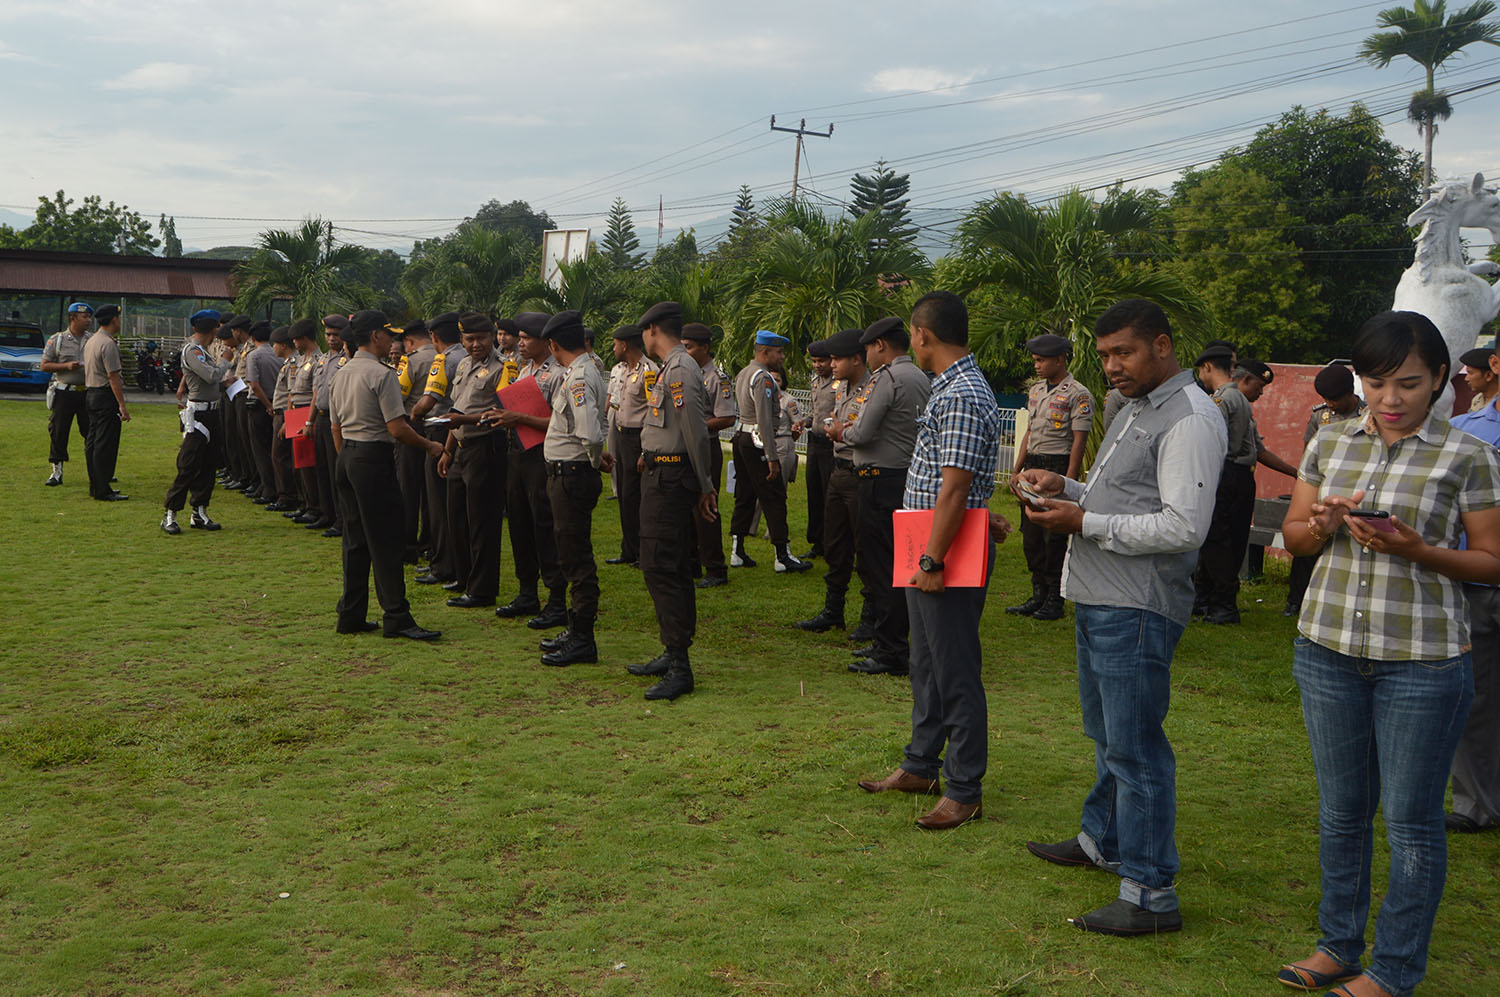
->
xmin=249 ymin=320 xmax=272 ymax=335
xmin=754 ymin=330 xmax=790 ymax=348
xmin=403 ymin=320 xmax=428 ymax=337
xmin=637 ymin=301 xmax=682 ymax=329
xmin=1025 ymin=333 xmax=1072 ymax=357
xmin=426 ymin=311 xmax=462 ymax=339
xmin=1313 ymin=363 xmax=1354 ymax=400
xmin=825 ymin=329 xmax=865 ymax=358
xmin=682 ymin=322 xmax=713 ymax=344
xmin=348 ymin=310 xmax=390 ymax=335
xmin=543 ymin=310 xmax=586 ymax=349
xmin=1460 ymin=346 xmax=1495 ymax=370
xmin=322 ymin=313 xmax=350 ymax=331
xmin=225 ymin=314 xmax=252 ymax=331
xmin=457 ymin=312 xmax=495 ymax=335
xmin=515 ymin=311 xmax=551 ymax=337
xmin=67 ymin=301 xmax=94 ymax=315
xmin=1193 ymin=344 xmax=1234 ymax=367
xmin=612 ymin=323 xmax=643 ymax=342
xmin=94 ymin=304 xmax=121 ymax=324
xmin=290 ymin=318 xmax=319 ymax=341
xmin=214 ymin=325 xmax=234 ymax=340
xmin=494 ymin=317 xmax=519 ymax=335
xmin=270 ymin=325 xmax=294 ymax=345
xmin=806 ymin=338 xmax=830 ymax=358
xmin=1234 ymin=359 xmax=1274 ymax=385
xmin=861 ymin=316 xmax=908 ymax=347
xmin=190 ymin=308 xmax=222 ymax=324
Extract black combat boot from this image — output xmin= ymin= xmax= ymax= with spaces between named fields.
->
xmin=1005 ymin=580 xmax=1046 ymax=616
xmin=539 ymin=611 xmax=574 ymax=652
xmin=798 ymin=592 xmax=845 ymax=632
xmin=1031 ymin=589 xmax=1066 ymax=621
xmin=527 ymin=591 xmax=569 ymax=630
xmin=541 ymin=619 xmax=597 ymax=666
xmin=627 ymin=650 xmax=673 ymax=676
xmin=644 ymin=650 xmax=694 ymax=701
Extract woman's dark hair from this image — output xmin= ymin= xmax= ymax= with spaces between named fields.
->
xmin=1351 ymin=310 xmax=1450 ymax=409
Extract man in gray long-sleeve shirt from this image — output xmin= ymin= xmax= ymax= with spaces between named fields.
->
xmin=1016 ymin=299 xmax=1226 ymax=938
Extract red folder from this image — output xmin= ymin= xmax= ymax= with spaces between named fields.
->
xmin=892 ymin=508 xmax=990 ymax=588
xmin=496 ymin=376 xmax=551 ymax=450
xmin=292 ymin=434 xmax=316 ymax=469
xmin=283 ymin=405 xmax=311 ymax=438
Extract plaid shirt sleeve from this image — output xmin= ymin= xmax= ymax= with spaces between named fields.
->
xmin=1458 ymin=442 xmax=1500 ymax=515
xmin=935 ymin=395 xmax=998 ymax=475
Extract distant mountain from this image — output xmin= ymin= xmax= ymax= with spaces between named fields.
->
xmin=184 ymin=246 xmax=256 ymax=261
xmin=0 ymin=207 xmax=35 ymax=230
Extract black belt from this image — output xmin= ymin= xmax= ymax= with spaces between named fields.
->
xmin=1224 ymin=459 xmax=1255 ymax=473
xmin=856 ymin=465 xmax=904 ymax=478
xmin=344 ymin=439 xmax=393 ymax=451
xmin=54 ymin=383 xmax=86 ymax=392
xmin=808 ymin=435 xmax=834 ymax=448
xmin=547 ymin=459 xmax=594 ymax=476
xmin=618 ymin=426 xmax=643 ymax=435
xmin=645 ymin=452 xmax=687 ymax=465
xmin=834 ymin=457 xmax=854 ymax=470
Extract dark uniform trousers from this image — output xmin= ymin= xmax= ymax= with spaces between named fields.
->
xmin=48 ymin=387 xmax=89 ymax=464
xmin=165 ymin=409 xmax=222 ymax=511
xmin=641 ymin=457 xmax=700 ymax=651
xmin=296 ymin=441 xmax=321 ymax=519
xmin=805 ymin=436 xmax=834 ymax=546
xmin=693 ymin=442 xmax=727 ymax=578
xmin=547 ymin=464 xmax=602 ymax=626
xmin=447 ymin=433 xmax=507 ymax=602
xmin=730 ymin=431 xmax=790 ymax=545
xmin=1018 ymin=452 xmax=1072 ymax=593
xmin=335 ymin=440 xmax=417 ymax=635
xmin=271 ymin=412 xmax=296 ymax=505
xmin=1196 ymin=460 xmax=1256 ymax=613
xmin=395 ymin=418 xmax=426 ymax=557
xmin=823 ymin=464 xmax=861 ymax=598
xmin=84 ymin=386 xmax=121 ymax=498
xmin=314 ymin=414 xmax=342 ymax=529
xmin=423 ymin=423 xmax=456 ymax=578
xmin=229 ymin=393 xmax=253 ymax=486
xmin=855 ymin=468 xmax=909 ymax=666
xmin=615 ymin=426 xmax=644 ymax=560
xmin=903 ymin=544 xmax=996 ymax=805
xmin=507 ymin=442 xmax=566 ymax=599
xmin=248 ymin=403 xmax=277 ymax=503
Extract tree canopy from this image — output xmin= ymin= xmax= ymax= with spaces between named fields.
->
xmin=0 ymin=191 xmax=159 ymax=255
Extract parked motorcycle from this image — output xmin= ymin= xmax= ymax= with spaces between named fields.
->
xmin=135 ymin=340 xmax=166 ymax=394
xmin=165 ymin=348 xmax=183 ymax=391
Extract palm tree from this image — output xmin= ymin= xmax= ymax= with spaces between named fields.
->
xmin=398 ymin=224 xmax=534 ymax=315
xmin=953 ymin=188 xmax=1209 ymax=422
xmin=725 ymin=199 xmax=930 ymax=372
xmin=234 ymin=218 xmax=372 ymax=321
xmin=510 ymin=253 xmax=634 ymax=333
xmin=1360 ymin=0 xmax=1500 ymax=186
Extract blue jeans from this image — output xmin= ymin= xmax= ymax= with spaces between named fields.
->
xmin=1075 ymin=605 xmax=1184 ymax=913
xmin=1294 ymin=637 xmax=1473 ymax=997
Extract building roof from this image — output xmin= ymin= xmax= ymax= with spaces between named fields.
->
xmin=0 ymin=248 xmax=238 ymax=299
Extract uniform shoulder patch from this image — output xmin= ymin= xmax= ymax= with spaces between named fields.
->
xmin=570 ymin=380 xmax=586 ymax=406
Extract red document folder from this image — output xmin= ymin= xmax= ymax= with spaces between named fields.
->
xmin=283 ymin=405 xmax=311 ymax=438
xmin=292 ymin=434 xmax=316 ymax=468
xmin=892 ymin=508 xmax=991 ymax=588
xmin=495 ymin=376 xmax=551 ymax=450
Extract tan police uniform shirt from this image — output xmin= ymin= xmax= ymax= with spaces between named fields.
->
xmin=82 ymin=332 xmax=122 ymax=389
xmin=400 ymin=343 xmax=436 ymax=415
xmin=733 ymin=360 xmax=780 ymax=441
xmin=180 ymin=339 xmax=228 ymax=403
xmin=273 ymin=355 xmax=295 ymax=410
xmin=450 ymin=348 xmax=513 ymax=441
xmin=1212 ymin=382 xmax=1258 ymax=466
xmin=246 ymin=344 xmax=280 ymax=406
xmin=1303 ymin=401 xmax=1367 ymax=446
xmin=843 ymin=354 xmax=932 ymax=467
xmin=43 ymin=329 xmax=91 ymax=386
xmin=330 ymin=351 xmax=405 ymax=443
xmin=642 ymin=344 xmax=714 ymax=492
xmin=701 ymin=361 xmax=736 ymax=421
xmin=611 ymin=356 xmax=659 ymax=430
xmin=808 ymin=372 xmax=836 ymax=442
xmin=289 ymin=348 xmax=321 ymax=408
xmin=832 ymin=370 xmax=871 ymax=461
xmin=1025 ymin=372 xmax=1094 ymax=456
xmin=544 ymin=357 xmax=607 ymax=465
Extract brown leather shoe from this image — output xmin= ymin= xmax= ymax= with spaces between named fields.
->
xmin=857 ymin=767 xmax=940 ymax=795
xmin=915 ymin=796 xmax=981 ymax=830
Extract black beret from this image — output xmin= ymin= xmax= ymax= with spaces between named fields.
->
xmin=250 ymin=323 xmax=271 ymax=341
xmin=290 ymin=318 xmax=319 ymax=341
xmin=214 ymin=325 xmax=234 ymax=340
xmin=543 ymin=310 xmax=586 ymax=348
xmin=223 ymin=314 xmax=250 ymax=331
xmin=1024 ymin=332 xmax=1071 ymax=357
xmin=612 ymin=323 xmax=643 ymax=341
xmin=638 ymin=301 xmax=682 ymax=328
xmin=515 ymin=312 xmax=551 ymax=337
xmin=322 ymin=314 xmax=350 ymax=330
xmin=682 ymin=322 xmax=714 ymax=343
xmin=270 ymin=325 xmax=293 ymax=344
xmin=94 ymin=304 xmax=121 ymax=323
xmin=806 ymin=338 xmax=830 ymax=358
xmin=403 ymin=320 xmax=427 ymax=336
xmin=426 ymin=311 xmax=461 ymax=337
xmin=495 ymin=317 xmax=520 ymax=335
xmin=1313 ymin=363 xmax=1354 ymax=399
xmin=348 ymin=310 xmax=390 ymax=335
xmin=457 ymin=312 xmax=496 ymax=335
xmin=1460 ymin=346 xmax=1495 ymax=370
xmin=1234 ymin=358 xmax=1274 ymax=385
xmin=825 ymin=328 xmax=865 ymax=358
xmin=249 ymin=319 xmax=272 ymax=333
xmin=861 ymin=316 xmax=907 ymax=346
xmin=1193 ymin=345 xmax=1234 ymax=367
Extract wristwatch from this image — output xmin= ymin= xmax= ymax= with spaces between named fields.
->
xmin=918 ymin=553 xmax=944 ymax=573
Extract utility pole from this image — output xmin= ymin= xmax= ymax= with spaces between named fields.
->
xmin=770 ymin=116 xmax=833 ymax=199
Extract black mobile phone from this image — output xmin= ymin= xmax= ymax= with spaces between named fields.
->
xmin=1348 ymin=509 xmax=1398 ymax=533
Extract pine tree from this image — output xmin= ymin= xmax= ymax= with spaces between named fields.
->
xmin=848 ymin=160 xmax=916 ymax=247
xmin=601 ymin=198 xmax=643 ymax=269
xmin=158 ymin=214 xmax=183 ymax=257
xmin=728 ymin=185 xmax=756 ymax=238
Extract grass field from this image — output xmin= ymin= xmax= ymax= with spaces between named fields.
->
xmin=2 ymin=397 xmax=1496 ymax=996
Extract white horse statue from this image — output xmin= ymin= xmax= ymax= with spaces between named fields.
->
xmin=1392 ymin=172 xmax=1500 ymax=416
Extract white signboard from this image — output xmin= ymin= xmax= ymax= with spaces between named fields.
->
xmin=542 ymin=229 xmax=590 ymax=291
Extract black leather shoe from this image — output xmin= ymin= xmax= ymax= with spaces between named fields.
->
xmin=1282 ymin=602 xmax=1301 ymax=617
xmin=305 ymin=518 xmax=334 ymax=531
xmin=849 ymin=643 xmax=876 ymax=658
xmin=1446 ymin=812 xmax=1490 ymax=833
xmin=94 ymin=492 xmax=130 ymax=501
xmin=1069 ymin=899 xmax=1182 ymax=937
xmin=282 ymin=509 xmax=303 ymax=519
xmin=1204 ymin=607 xmax=1241 ymax=625
xmin=605 ymin=555 xmax=632 ymax=565
xmin=1031 ymin=596 xmax=1066 ymax=621
xmin=627 ymin=652 xmax=672 ymax=676
xmin=321 ymin=526 xmax=342 ymax=538
xmin=696 ymin=574 xmax=729 ymax=589
xmin=414 ymin=574 xmax=452 ymax=586
xmin=526 ymin=603 xmax=568 ymax=630
xmin=384 ymin=626 xmax=442 ymax=641
xmin=799 ymin=544 xmax=825 ymax=560
xmin=539 ymin=629 xmax=573 ymax=653
xmin=495 ymin=594 xmax=542 ymax=618
xmin=336 ymin=620 xmax=380 ymax=634
xmin=223 ymin=479 xmax=243 ymax=490
xmin=1026 ymin=838 xmax=1105 ymax=868
xmin=849 ymin=657 xmax=909 ymax=677
xmin=541 ymin=632 xmax=598 ymax=666
xmin=1005 ymin=591 xmax=1045 ymax=616
xmin=848 ymin=622 xmax=875 ymax=643
xmin=447 ymin=594 xmax=494 ymax=608
xmin=441 ymin=580 xmax=464 ymax=592
xmin=292 ymin=512 xmax=319 ymax=525
xmin=645 ymin=664 xmax=694 ymax=701
xmin=797 ymin=607 xmax=845 ymax=632
xmin=265 ymin=502 xmax=293 ymax=512
xmin=252 ymin=495 xmax=272 ymax=505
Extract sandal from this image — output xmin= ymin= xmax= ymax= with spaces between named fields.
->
xmin=1277 ymin=961 xmax=1362 ymax=991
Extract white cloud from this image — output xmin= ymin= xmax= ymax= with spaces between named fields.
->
xmin=101 ymin=62 xmax=200 ymax=92
xmin=867 ymin=67 xmax=983 ymax=94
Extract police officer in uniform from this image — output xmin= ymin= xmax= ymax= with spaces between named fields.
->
xmin=396 ymin=318 xmax=434 ymax=559
xmin=1007 ymin=333 xmax=1094 ymax=620
xmin=537 ymin=310 xmax=612 ymax=667
xmin=682 ymin=322 xmax=737 ymax=588
xmin=226 ymin=315 xmax=258 ymax=494
xmin=329 ymin=309 xmax=444 ymax=640
xmin=803 ymin=342 xmax=837 ymax=558
xmin=211 ymin=325 xmax=237 ymax=479
xmin=287 ymin=319 xmax=325 ymax=526
xmin=243 ymin=321 xmax=280 ymax=507
xmin=412 ymin=312 xmax=466 ymax=586
xmin=266 ymin=327 xmax=300 ymax=513
xmin=730 ymin=331 xmax=811 ymax=573
xmin=436 ymin=312 xmax=513 ymax=608
xmin=162 ymin=310 xmax=230 ymax=535
xmin=41 ymin=302 xmax=94 ymax=487
xmin=492 ymin=311 xmax=571 ymax=627
xmin=82 ymin=304 xmax=130 ymax=501
xmin=798 ymin=329 xmax=869 ymax=634
xmin=841 ymin=317 xmax=933 ymax=676
xmin=624 ymin=302 xmax=719 ymax=700
xmin=607 ymin=324 xmax=657 ymax=566
xmin=310 ymin=315 xmax=351 ymax=537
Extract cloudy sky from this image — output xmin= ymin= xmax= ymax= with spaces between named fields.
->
xmin=2 ymin=0 xmax=1497 ymax=256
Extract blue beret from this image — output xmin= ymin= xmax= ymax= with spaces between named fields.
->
xmin=67 ymin=302 xmax=94 ymax=314
xmin=754 ymin=330 xmax=790 ymax=348
xmin=190 ymin=309 xmax=222 ymax=323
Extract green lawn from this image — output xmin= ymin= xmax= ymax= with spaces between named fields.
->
xmin=1 ymin=398 xmax=1495 ymax=996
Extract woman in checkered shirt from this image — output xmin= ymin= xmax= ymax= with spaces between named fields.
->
xmin=1276 ymin=311 xmax=1500 ymax=997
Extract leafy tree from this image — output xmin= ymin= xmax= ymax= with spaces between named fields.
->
xmin=158 ymin=215 xmax=183 ymax=257
xmin=715 ymin=184 xmax=769 ymax=262
xmin=1359 ymin=0 xmax=1500 ymax=185
xmin=511 ymin=253 xmax=634 ymax=333
xmin=467 ymin=199 xmax=555 ymax=243
xmin=601 ymin=198 xmax=644 ymax=269
xmin=400 ymin=225 xmax=532 ymax=316
xmin=650 ymin=229 xmax=699 ymax=272
xmin=8 ymin=190 xmax=159 ymax=255
xmin=184 ymin=246 xmax=257 ymax=261
xmin=1167 ymin=163 xmax=1327 ymax=362
xmin=849 ymin=159 xmax=917 ymax=246
xmin=234 ymin=218 xmax=373 ymax=322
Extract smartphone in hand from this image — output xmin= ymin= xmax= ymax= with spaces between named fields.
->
xmin=1348 ymin=509 xmax=1399 ymax=533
